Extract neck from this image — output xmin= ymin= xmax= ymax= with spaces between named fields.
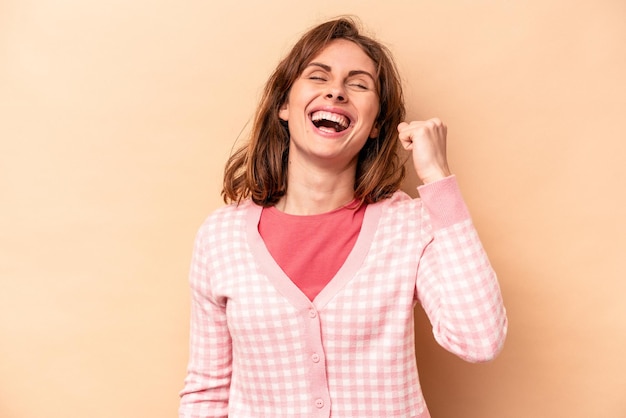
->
xmin=276 ymin=160 xmax=357 ymax=215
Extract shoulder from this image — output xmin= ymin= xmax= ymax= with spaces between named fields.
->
xmin=369 ymin=190 xmax=426 ymax=233
xmin=196 ymin=199 xmax=257 ymax=241
xmin=378 ymin=190 xmax=424 ymax=215
xmin=362 ymin=190 xmax=429 ymax=248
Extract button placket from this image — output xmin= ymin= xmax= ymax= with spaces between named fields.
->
xmin=304 ymin=304 xmax=330 ymax=416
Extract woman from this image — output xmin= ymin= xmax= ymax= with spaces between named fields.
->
xmin=179 ymin=17 xmax=507 ymax=418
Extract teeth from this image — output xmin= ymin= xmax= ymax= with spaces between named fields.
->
xmin=311 ymin=111 xmax=350 ymax=129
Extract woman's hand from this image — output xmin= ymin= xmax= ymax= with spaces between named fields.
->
xmin=398 ymin=118 xmax=452 ymax=184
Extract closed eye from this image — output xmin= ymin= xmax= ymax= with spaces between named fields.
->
xmin=347 ymin=79 xmax=372 ymax=91
xmin=349 ymin=82 xmax=368 ymax=90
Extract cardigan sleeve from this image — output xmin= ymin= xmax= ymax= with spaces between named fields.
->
xmin=179 ymin=226 xmax=231 ymax=418
xmin=415 ymin=176 xmax=507 ymax=362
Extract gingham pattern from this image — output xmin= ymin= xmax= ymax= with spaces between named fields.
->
xmin=179 ymin=177 xmax=507 ymax=418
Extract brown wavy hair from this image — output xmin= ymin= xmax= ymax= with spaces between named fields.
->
xmin=222 ymin=17 xmax=406 ymax=206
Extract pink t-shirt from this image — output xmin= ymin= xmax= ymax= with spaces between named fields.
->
xmin=258 ymin=201 xmax=367 ymax=301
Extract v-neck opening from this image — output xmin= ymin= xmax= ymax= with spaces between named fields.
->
xmin=246 ymin=200 xmax=383 ymax=311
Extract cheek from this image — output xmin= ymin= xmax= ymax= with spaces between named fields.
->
xmin=365 ymin=102 xmax=380 ymax=127
xmin=361 ymin=94 xmax=379 ymax=115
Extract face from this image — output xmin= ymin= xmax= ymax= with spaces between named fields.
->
xmin=279 ymin=39 xmax=380 ymax=169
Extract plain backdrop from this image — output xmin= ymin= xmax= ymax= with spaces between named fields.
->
xmin=1 ymin=1 xmax=625 ymax=417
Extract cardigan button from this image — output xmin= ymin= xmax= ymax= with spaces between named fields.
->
xmin=315 ymin=398 xmax=324 ymax=409
xmin=308 ymin=309 xmax=317 ymax=318
xmin=311 ymin=353 xmax=320 ymax=363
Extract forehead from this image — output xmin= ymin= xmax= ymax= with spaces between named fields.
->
xmin=307 ymin=39 xmax=376 ymax=73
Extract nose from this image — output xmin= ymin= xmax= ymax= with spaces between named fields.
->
xmin=326 ymin=92 xmax=345 ymax=102
xmin=325 ymin=82 xmax=346 ymax=102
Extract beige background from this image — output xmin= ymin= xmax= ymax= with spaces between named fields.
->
xmin=1 ymin=1 xmax=625 ymax=417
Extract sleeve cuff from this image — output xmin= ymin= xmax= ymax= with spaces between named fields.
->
xmin=417 ymin=175 xmax=471 ymax=230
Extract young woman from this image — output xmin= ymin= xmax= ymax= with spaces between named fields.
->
xmin=179 ymin=17 xmax=507 ymax=418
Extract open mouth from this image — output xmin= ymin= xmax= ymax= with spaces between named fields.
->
xmin=310 ymin=110 xmax=351 ymax=133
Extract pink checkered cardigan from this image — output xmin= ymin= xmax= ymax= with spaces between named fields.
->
xmin=179 ymin=176 xmax=507 ymax=418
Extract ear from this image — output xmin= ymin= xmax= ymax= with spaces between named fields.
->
xmin=368 ymin=122 xmax=380 ymax=139
xmin=278 ymin=102 xmax=289 ymax=121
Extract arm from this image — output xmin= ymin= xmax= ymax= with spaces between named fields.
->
xmin=179 ymin=228 xmax=231 ymax=418
xmin=398 ymin=119 xmax=507 ymax=361
xmin=416 ymin=176 xmax=507 ymax=362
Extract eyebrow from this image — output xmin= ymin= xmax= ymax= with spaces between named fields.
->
xmin=307 ymin=62 xmax=376 ymax=82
